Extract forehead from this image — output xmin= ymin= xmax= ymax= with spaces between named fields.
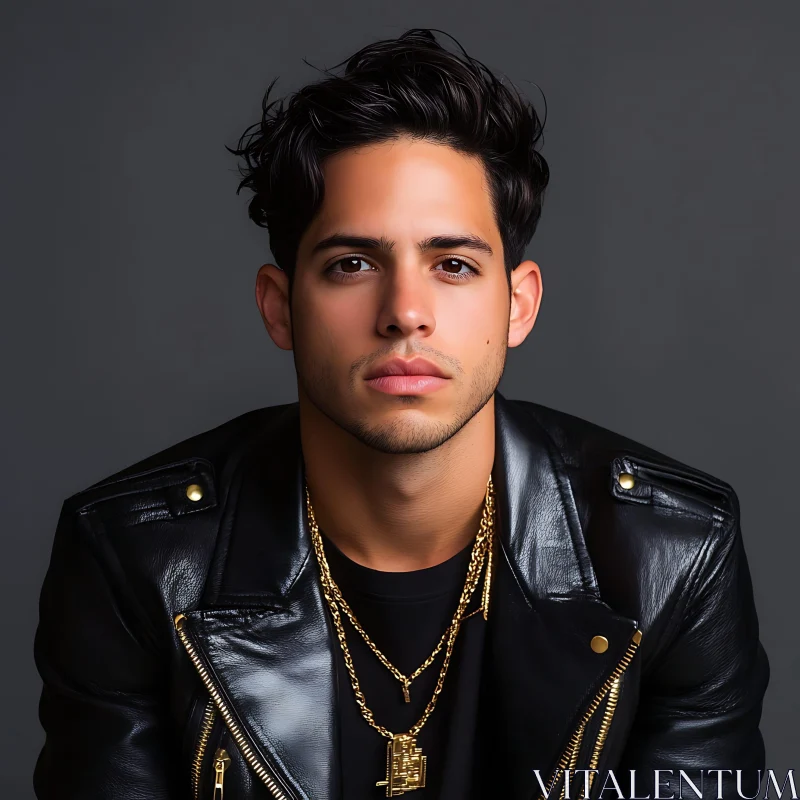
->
xmin=303 ymin=137 xmax=500 ymax=248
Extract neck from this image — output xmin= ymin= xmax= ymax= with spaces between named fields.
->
xmin=299 ymin=391 xmax=496 ymax=572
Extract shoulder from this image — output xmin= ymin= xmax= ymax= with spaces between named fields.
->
xmin=506 ymin=397 xmax=742 ymax=639
xmin=63 ymin=402 xmax=296 ymax=515
xmin=52 ymin=402 xmax=299 ymax=621
xmin=509 ymin=396 xmax=738 ymax=523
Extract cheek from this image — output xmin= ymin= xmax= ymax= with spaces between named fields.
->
xmin=437 ymin=289 xmax=508 ymax=349
xmin=295 ymin=294 xmax=366 ymax=357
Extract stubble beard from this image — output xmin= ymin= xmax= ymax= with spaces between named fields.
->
xmin=295 ymin=340 xmax=508 ymax=455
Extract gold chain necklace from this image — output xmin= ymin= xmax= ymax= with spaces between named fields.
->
xmin=305 ymin=476 xmax=496 ymax=796
xmin=322 ymin=534 xmax=491 ymax=704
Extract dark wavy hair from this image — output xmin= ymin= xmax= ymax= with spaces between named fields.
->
xmin=228 ymin=28 xmax=550 ymax=289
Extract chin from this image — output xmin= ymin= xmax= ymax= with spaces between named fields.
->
xmin=346 ymin=411 xmax=468 ymax=455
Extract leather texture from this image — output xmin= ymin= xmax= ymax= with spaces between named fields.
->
xmin=33 ymin=391 xmax=770 ymax=799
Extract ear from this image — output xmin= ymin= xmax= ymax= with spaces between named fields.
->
xmin=255 ymin=263 xmax=293 ymax=351
xmin=508 ymin=260 xmax=543 ymax=348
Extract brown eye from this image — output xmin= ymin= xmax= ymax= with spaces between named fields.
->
xmin=324 ymin=257 xmax=376 ymax=281
xmin=435 ymin=258 xmax=478 ymax=281
xmin=335 ymin=257 xmax=371 ymax=273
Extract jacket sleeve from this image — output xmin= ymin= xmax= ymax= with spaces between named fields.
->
xmin=617 ymin=490 xmax=770 ymax=799
xmin=33 ymin=499 xmax=184 ymax=799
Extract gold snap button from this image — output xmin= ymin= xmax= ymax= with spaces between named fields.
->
xmin=591 ymin=635 xmax=609 ymax=654
xmin=618 ymin=472 xmax=635 ymax=490
xmin=185 ymin=483 xmax=204 ymax=502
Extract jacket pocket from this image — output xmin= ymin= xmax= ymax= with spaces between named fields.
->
xmin=190 ymin=698 xmax=219 ymax=798
xmin=191 ymin=699 xmax=268 ymax=799
xmin=190 ymin=698 xmax=237 ymax=799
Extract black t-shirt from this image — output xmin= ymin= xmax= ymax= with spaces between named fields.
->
xmin=322 ymin=534 xmax=487 ymax=799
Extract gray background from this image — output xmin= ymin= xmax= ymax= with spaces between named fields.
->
xmin=3 ymin=1 xmax=797 ymax=795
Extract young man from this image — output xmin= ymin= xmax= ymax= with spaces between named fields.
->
xmin=34 ymin=28 xmax=769 ymax=800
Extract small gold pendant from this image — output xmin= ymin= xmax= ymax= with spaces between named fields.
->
xmin=402 ymin=681 xmax=411 ymax=703
xmin=375 ymin=734 xmax=427 ymax=796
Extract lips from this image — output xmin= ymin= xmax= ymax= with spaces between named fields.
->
xmin=364 ymin=357 xmax=449 ymax=380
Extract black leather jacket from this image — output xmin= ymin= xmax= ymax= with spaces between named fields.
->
xmin=34 ymin=392 xmax=769 ymax=800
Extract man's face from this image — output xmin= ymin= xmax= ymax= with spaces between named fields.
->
xmin=290 ymin=136 xmax=515 ymax=454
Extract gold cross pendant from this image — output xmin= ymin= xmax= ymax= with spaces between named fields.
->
xmin=375 ymin=734 xmax=427 ymax=796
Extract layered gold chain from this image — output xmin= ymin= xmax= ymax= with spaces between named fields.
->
xmin=305 ymin=475 xmax=495 ymax=741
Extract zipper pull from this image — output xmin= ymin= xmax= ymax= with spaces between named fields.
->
xmin=213 ymin=748 xmax=231 ymax=799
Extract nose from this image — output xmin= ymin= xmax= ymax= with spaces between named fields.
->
xmin=375 ymin=263 xmax=436 ymax=339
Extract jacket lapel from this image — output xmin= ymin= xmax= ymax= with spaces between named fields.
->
xmin=176 ymin=394 xmax=640 ymax=800
xmin=178 ymin=403 xmax=337 ymax=800
xmin=483 ymin=395 xmax=640 ymax=799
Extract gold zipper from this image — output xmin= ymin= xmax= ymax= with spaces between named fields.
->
xmin=538 ymin=628 xmax=643 ymax=800
xmin=585 ymin=675 xmax=622 ymax=786
xmin=191 ymin=699 xmax=217 ymax=799
xmin=174 ymin=613 xmax=294 ymax=800
xmin=213 ymin=748 xmax=231 ymax=799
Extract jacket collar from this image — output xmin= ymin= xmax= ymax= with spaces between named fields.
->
xmin=179 ymin=391 xmax=640 ymax=800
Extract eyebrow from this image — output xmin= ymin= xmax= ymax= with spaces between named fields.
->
xmin=311 ymin=233 xmax=494 ymax=257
